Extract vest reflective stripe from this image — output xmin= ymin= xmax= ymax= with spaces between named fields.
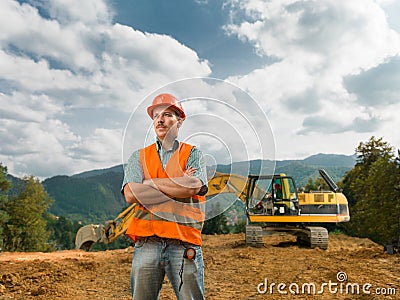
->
xmin=136 ymin=205 xmax=204 ymax=228
xmin=131 ymin=218 xmax=203 ymax=245
xmin=146 ymin=200 xmax=204 ymax=221
xmin=125 ymin=142 xmax=205 ymax=246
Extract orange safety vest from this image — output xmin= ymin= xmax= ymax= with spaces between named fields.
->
xmin=125 ymin=142 xmax=205 ymax=246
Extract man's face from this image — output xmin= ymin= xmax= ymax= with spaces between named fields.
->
xmin=152 ymin=105 xmax=182 ymax=141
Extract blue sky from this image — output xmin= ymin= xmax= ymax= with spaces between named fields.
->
xmin=111 ymin=0 xmax=273 ymax=78
xmin=1 ymin=0 xmax=400 ymax=178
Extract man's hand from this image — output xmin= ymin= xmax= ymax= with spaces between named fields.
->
xmin=142 ymin=168 xmax=202 ymax=198
xmin=184 ymin=166 xmax=197 ymax=177
xmin=125 ymin=167 xmax=202 ymax=205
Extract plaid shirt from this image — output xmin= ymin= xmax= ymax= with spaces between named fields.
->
xmin=122 ymin=139 xmax=208 ymax=194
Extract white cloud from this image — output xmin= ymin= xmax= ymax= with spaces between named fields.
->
xmin=344 ymin=55 xmax=400 ymax=107
xmin=0 ymin=92 xmax=123 ymax=177
xmin=225 ymin=0 xmax=400 ymax=68
xmin=43 ymin=0 xmax=112 ymax=24
xmin=0 ymin=92 xmax=61 ymax=123
xmin=71 ymin=128 xmax=123 ymax=164
xmin=104 ymin=23 xmax=211 ymax=91
xmin=224 ymin=0 xmax=400 ymax=158
xmin=0 ymin=117 xmax=79 ymax=177
xmin=0 ymin=0 xmax=98 ymax=71
xmin=0 ymin=1 xmax=211 ymax=99
xmin=0 ymin=50 xmax=90 ymax=92
xmin=0 ymin=0 xmax=211 ymax=177
xmin=376 ymin=0 xmax=397 ymax=5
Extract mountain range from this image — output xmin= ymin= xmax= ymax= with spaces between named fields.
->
xmin=8 ymin=153 xmax=356 ymax=224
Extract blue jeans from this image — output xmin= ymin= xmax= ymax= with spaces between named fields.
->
xmin=131 ymin=236 xmax=204 ymax=300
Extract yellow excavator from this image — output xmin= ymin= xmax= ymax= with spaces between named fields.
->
xmin=75 ymin=169 xmax=349 ymax=251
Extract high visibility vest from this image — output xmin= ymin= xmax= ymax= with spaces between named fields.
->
xmin=125 ymin=142 xmax=205 ymax=246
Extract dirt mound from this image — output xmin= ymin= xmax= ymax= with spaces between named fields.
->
xmin=1 ymin=234 xmax=399 ymax=299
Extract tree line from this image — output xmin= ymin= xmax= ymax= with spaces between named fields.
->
xmin=0 ymin=168 xmax=52 ymax=251
xmin=1 ymin=136 xmax=399 ymax=251
xmin=340 ymin=136 xmax=400 ymax=245
xmin=0 ymin=166 xmax=86 ymax=251
xmin=0 ymin=165 xmax=133 ymax=251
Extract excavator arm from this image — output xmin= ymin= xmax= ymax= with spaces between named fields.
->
xmin=206 ymin=172 xmax=249 ymax=201
xmin=206 ymin=172 xmax=270 ymax=205
xmin=75 ymin=203 xmax=137 ymax=250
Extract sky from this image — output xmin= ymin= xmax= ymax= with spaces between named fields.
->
xmin=0 ymin=0 xmax=400 ymax=179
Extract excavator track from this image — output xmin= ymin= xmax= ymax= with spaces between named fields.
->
xmin=245 ymin=225 xmax=264 ymax=247
xmin=296 ymin=226 xmax=328 ymax=250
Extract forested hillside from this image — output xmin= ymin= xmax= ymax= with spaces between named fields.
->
xmin=42 ymin=171 xmax=125 ymax=223
xmin=39 ymin=153 xmax=355 ymax=224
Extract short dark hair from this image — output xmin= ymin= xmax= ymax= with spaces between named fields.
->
xmin=171 ymin=108 xmax=182 ymax=118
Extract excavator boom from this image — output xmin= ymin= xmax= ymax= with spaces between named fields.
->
xmin=206 ymin=172 xmax=248 ymax=201
xmin=75 ymin=204 xmax=137 ymax=250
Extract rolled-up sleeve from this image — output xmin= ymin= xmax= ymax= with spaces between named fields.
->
xmin=187 ymin=148 xmax=208 ymax=195
xmin=121 ymin=150 xmax=143 ymax=194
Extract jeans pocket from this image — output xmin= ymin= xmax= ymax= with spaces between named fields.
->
xmin=134 ymin=238 xmax=146 ymax=249
xmin=181 ymin=242 xmax=200 ymax=250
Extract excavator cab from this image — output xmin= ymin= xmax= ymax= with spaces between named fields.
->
xmin=247 ymin=174 xmax=299 ymax=216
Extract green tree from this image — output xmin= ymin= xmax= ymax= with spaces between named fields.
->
xmin=232 ymin=220 xmax=246 ymax=233
xmin=355 ymin=136 xmax=394 ymax=167
xmin=46 ymin=215 xmax=82 ymax=250
xmin=304 ymin=177 xmax=330 ymax=192
xmin=202 ymin=203 xmax=229 ymax=234
xmin=3 ymin=176 xmax=54 ymax=251
xmin=341 ymin=137 xmax=400 ymax=244
xmin=0 ymin=164 xmax=11 ymax=250
xmin=304 ymin=177 xmax=316 ymax=192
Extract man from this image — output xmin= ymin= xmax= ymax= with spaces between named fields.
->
xmin=122 ymin=93 xmax=208 ymax=300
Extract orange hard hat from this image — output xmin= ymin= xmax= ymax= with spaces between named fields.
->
xmin=147 ymin=93 xmax=186 ymax=119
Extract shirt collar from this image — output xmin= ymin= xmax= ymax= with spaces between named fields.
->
xmin=156 ymin=138 xmax=180 ymax=152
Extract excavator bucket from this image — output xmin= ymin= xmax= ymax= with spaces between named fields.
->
xmin=74 ymin=204 xmax=138 ymax=251
xmin=75 ymin=224 xmax=105 ymax=251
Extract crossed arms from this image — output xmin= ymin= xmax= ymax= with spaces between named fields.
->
xmin=123 ymin=167 xmax=203 ymax=205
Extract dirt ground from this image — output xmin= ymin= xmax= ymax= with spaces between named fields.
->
xmin=0 ymin=233 xmax=399 ymax=300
